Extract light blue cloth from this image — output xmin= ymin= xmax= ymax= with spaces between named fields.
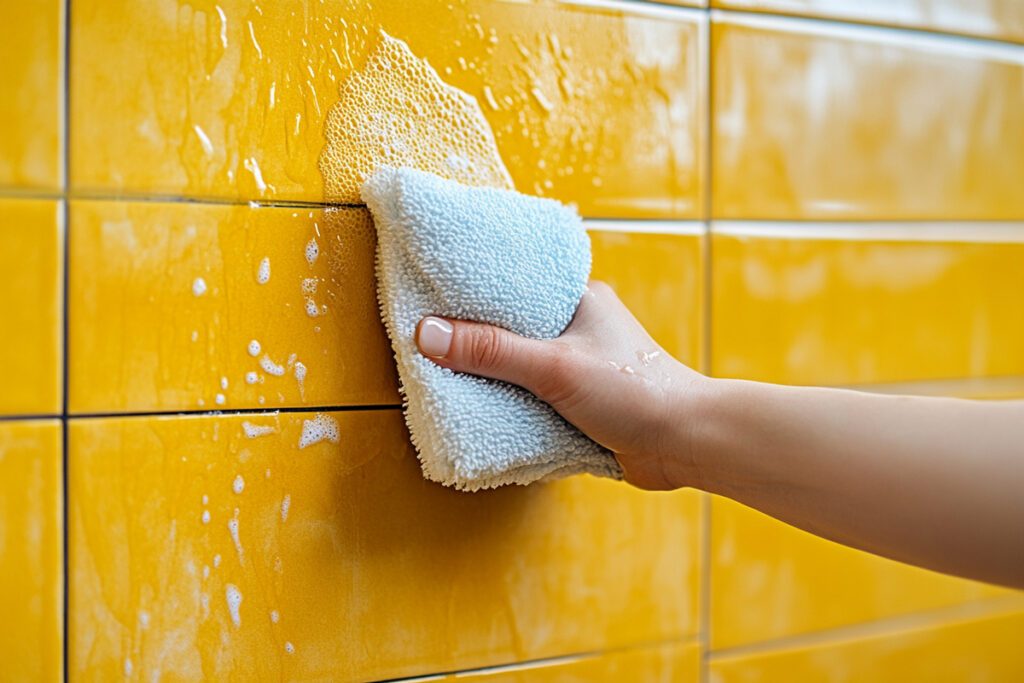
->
xmin=362 ymin=167 xmax=621 ymax=490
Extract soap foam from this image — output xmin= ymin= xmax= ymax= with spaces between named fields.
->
xmin=305 ymin=238 xmax=319 ymax=266
xmin=245 ymin=372 xmax=262 ymax=385
xmin=260 ymin=355 xmax=286 ymax=376
xmin=281 ymin=494 xmax=291 ymax=522
xmin=233 ymin=475 xmax=244 ymax=494
xmin=319 ymin=30 xmax=512 ymax=204
xmin=192 ymin=278 xmax=207 ymax=296
xmin=228 ymin=510 xmax=244 ymax=564
xmin=257 ymin=257 xmax=270 ymax=284
xmin=225 ymin=584 xmax=242 ymax=627
xmin=242 ymin=421 xmax=276 ymax=438
xmin=248 ymin=340 xmax=261 ymax=357
xmin=298 ymin=414 xmax=340 ymax=449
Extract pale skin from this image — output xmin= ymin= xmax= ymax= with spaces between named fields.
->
xmin=415 ymin=281 xmax=1024 ymax=590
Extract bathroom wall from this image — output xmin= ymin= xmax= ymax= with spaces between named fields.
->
xmin=0 ymin=0 xmax=1021 ymax=680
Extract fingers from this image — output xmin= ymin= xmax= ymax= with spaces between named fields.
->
xmin=415 ymin=316 xmax=552 ymax=392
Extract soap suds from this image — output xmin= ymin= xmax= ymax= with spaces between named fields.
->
xmin=228 ymin=510 xmax=244 ymax=564
xmin=215 ymin=393 xmax=225 ymax=405
xmin=220 ymin=376 xmax=229 ymax=390
xmin=213 ymin=554 xmax=221 ymax=568
xmin=305 ymin=238 xmax=319 ymax=266
xmin=201 ymin=510 xmax=210 ymax=524
xmin=319 ymin=30 xmax=512 ymax=204
xmin=298 ymin=414 xmax=340 ymax=449
xmin=270 ymin=610 xmax=279 ymax=623
xmin=245 ymin=372 xmax=262 ymax=385
xmin=225 ymin=584 xmax=243 ymax=627
xmin=260 ymin=355 xmax=285 ymax=376
xmin=257 ymin=257 xmax=270 ymax=284
xmin=242 ymin=421 xmax=276 ymax=438
xmin=124 ymin=658 xmax=133 ymax=676
xmin=192 ymin=278 xmax=207 ymax=296
xmin=285 ymin=642 xmax=294 ymax=654
xmin=248 ymin=340 xmax=261 ymax=356
xmin=233 ymin=475 xmax=244 ymax=494
xmin=293 ymin=362 xmax=306 ymax=399
xmin=281 ymin=494 xmax=291 ymax=522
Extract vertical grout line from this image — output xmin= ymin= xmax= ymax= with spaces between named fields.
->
xmin=61 ymin=1 xmax=71 ymax=682
xmin=699 ymin=8 xmax=713 ymax=683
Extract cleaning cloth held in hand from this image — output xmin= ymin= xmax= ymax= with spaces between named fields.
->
xmin=361 ymin=167 xmax=622 ymax=491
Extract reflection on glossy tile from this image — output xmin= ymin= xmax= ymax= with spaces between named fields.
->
xmin=709 ymin=496 xmax=1014 ymax=650
xmin=70 ymin=410 xmax=701 ymax=681
xmin=71 ymin=0 xmax=704 ymax=217
xmin=0 ymin=0 xmax=61 ymax=189
xmin=710 ymin=606 xmax=1024 ymax=682
xmin=0 ymin=199 xmax=62 ymax=415
xmin=68 ymin=200 xmax=397 ymax=413
xmin=711 ymin=16 xmax=1024 ymax=219
xmin=710 ymin=230 xmax=1024 ymax=385
xmin=0 ymin=420 xmax=63 ymax=682
xmin=449 ymin=641 xmax=701 ymax=681
xmin=712 ymin=1 xmax=1024 ymax=44
xmin=589 ymin=226 xmax=704 ymax=367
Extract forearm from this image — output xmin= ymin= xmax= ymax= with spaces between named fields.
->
xmin=682 ymin=378 xmax=1024 ymax=589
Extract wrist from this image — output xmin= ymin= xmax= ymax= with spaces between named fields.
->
xmin=658 ymin=371 xmax=726 ymax=491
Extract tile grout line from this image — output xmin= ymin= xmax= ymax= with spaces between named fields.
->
xmin=61 ymin=0 xmax=71 ymax=680
xmin=66 ymin=404 xmax=403 ymax=421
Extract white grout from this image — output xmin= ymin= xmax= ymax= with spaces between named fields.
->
xmin=711 ymin=221 xmax=1024 ymax=243
xmin=586 ymin=219 xmax=706 ymax=235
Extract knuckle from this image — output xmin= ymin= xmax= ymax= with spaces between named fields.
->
xmin=465 ymin=326 xmax=512 ymax=372
xmin=531 ymin=342 xmax=579 ymax=403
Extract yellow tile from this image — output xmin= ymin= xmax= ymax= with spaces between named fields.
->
xmin=68 ymin=200 xmax=397 ymax=413
xmin=709 ymin=605 xmax=1024 ymax=682
xmin=0 ymin=199 xmax=62 ymax=415
xmin=69 ymin=410 xmax=702 ymax=681
xmin=710 ymin=231 xmax=1024 ymax=385
xmin=712 ymin=1 xmax=1024 ymax=44
xmin=710 ymin=496 xmax=1017 ymax=650
xmin=448 ymin=641 xmax=701 ymax=681
xmin=711 ymin=16 xmax=1024 ymax=220
xmin=0 ymin=420 xmax=63 ymax=682
xmin=71 ymin=0 xmax=705 ymax=218
xmin=0 ymin=0 xmax=62 ymax=189
xmin=589 ymin=227 xmax=705 ymax=367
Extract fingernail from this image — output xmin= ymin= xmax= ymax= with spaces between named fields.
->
xmin=418 ymin=317 xmax=453 ymax=358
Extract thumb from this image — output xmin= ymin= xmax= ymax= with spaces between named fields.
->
xmin=415 ymin=316 xmax=551 ymax=391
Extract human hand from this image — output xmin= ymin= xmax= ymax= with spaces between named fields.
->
xmin=414 ymin=281 xmax=708 ymax=489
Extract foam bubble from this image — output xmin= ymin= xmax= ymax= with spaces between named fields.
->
xmin=203 ymin=565 xmax=210 ymax=579
xmin=228 ymin=510 xmax=243 ymax=564
xmin=305 ymin=238 xmax=319 ymax=266
xmin=248 ymin=340 xmax=261 ymax=356
xmin=301 ymin=278 xmax=317 ymax=295
xmin=124 ymin=658 xmax=133 ymax=676
xmin=192 ymin=278 xmax=207 ymax=296
xmin=215 ymin=393 xmax=225 ymax=405
xmin=233 ymin=475 xmax=244 ymax=494
xmin=201 ymin=510 xmax=210 ymax=524
xmin=260 ymin=356 xmax=285 ymax=376
xmin=202 ymin=494 xmax=208 ymax=505
xmin=319 ymin=30 xmax=512 ymax=204
xmin=270 ymin=610 xmax=279 ymax=623
xmin=281 ymin=494 xmax=291 ymax=522
xmin=304 ymin=299 xmax=320 ymax=317
xmin=293 ymin=362 xmax=307 ymax=400
xmin=242 ymin=421 xmax=276 ymax=438
xmin=245 ymin=372 xmax=262 ymax=385
xmin=213 ymin=554 xmax=221 ymax=568
xmin=285 ymin=642 xmax=294 ymax=654
xmin=298 ymin=414 xmax=340 ymax=449
xmin=220 ymin=376 xmax=229 ymax=390
xmin=257 ymin=257 xmax=270 ymax=284
xmin=225 ymin=584 xmax=243 ymax=627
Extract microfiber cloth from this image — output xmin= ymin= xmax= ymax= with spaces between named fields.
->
xmin=361 ymin=166 xmax=623 ymax=491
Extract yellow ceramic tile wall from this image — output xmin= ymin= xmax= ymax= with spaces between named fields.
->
xmin=68 ymin=200 xmax=397 ymax=413
xmin=710 ymin=231 xmax=1024 ymax=385
xmin=712 ymin=1 xmax=1024 ymax=44
xmin=70 ymin=410 xmax=702 ymax=681
xmin=0 ymin=199 xmax=63 ymax=415
xmin=71 ymin=0 xmax=705 ymax=218
xmin=589 ymin=226 xmax=705 ymax=366
xmin=709 ymin=495 xmax=1015 ymax=650
xmin=0 ymin=0 xmax=62 ymax=189
xmin=711 ymin=16 xmax=1024 ymax=219
xmin=709 ymin=605 xmax=1024 ymax=682
xmin=448 ymin=641 xmax=701 ymax=681
xmin=0 ymin=420 xmax=63 ymax=682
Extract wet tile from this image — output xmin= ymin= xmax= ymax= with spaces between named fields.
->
xmin=709 ymin=605 xmax=1024 ymax=682
xmin=0 ymin=420 xmax=63 ymax=681
xmin=448 ymin=640 xmax=701 ymax=681
xmin=709 ymin=495 xmax=1016 ymax=650
xmin=67 ymin=200 xmax=397 ymax=413
xmin=0 ymin=199 xmax=62 ymax=415
xmin=711 ymin=15 xmax=1024 ymax=219
xmin=712 ymin=1 xmax=1024 ymax=44
xmin=69 ymin=410 xmax=702 ymax=681
xmin=710 ymin=227 xmax=1024 ymax=385
xmin=589 ymin=224 xmax=705 ymax=367
xmin=71 ymin=0 xmax=705 ymax=218
xmin=0 ymin=0 xmax=62 ymax=189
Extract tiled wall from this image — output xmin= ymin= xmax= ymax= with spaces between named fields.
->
xmin=0 ymin=0 xmax=1021 ymax=681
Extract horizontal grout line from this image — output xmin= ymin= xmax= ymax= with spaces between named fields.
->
xmin=708 ymin=594 xmax=1024 ymax=662
xmin=370 ymin=636 xmax=691 ymax=682
xmin=558 ymin=0 xmax=706 ymax=22
xmin=66 ymin=404 xmax=402 ymax=421
xmin=0 ymin=187 xmax=361 ymax=209
xmin=0 ymin=413 xmax=63 ymax=423
xmin=844 ymin=374 xmax=1024 ymax=399
xmin=711 ymin=220 xmax=1024 ymax=243
xmin=585 ymin=218 xmax=706 ymax=235
xmin=711 ymin=8 xmax=1024 ymax=63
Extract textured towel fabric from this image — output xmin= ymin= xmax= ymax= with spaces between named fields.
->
xmin=362 ymin=167 xmax=622 ymax=491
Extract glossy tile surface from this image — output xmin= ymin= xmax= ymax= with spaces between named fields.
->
xmin=449 ymin=641 xmax=700 ymax=681
xmin=70 ymin=410 xmax=702 ymax=681
xmin=712 ymin=1 xmax=1024 ymax=43
xmin=0 ymin=420 xmax=63 ymax=682
xmin=68 ymin=200 xmax=397 ymax=413
xmin=709 ymin=605 xmax=1024 ymax=682
xmin=710 ymin=230 xmax=1024 ymax=385
xmin=0 ymin=0 xmax=62 ymax=189
xmin=0 ymin=199 xmax=63 ymax=415
xmin=71 ymin=0 xmax=705 ymax=217
xmin=589 ymin=226 xmax=704 ymax=366
xmin=709 ymin=496 xmax=1015 ymax=649
xmin=711 ymin=16 xmax=1024 ymax=219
